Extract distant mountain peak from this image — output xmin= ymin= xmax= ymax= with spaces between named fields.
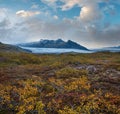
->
xmin=40 ymin=38 xmax=64 ymax=42
xmin=67 ymin=40 xmax=75 ymax=43
xmin=19 ymin=39 xmax=89 ymax=50
xmin=56 ymin=38 xmax=64 ymax=42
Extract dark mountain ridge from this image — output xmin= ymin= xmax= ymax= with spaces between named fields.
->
xmin=18 ymin=39 xmax=89 ymax=50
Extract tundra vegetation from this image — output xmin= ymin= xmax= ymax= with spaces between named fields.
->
xmin=0 ymin=52 xmax=120 ymax=114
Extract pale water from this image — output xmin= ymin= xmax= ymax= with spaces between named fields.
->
xmin=20 ymin=47 xmax=93 ymax=54
xmin=20 ymin=47 xmax=120 ymax=54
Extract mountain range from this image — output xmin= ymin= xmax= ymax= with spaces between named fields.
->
xmin=0 ymin=41 xmax=119 ymax=53
xmin=18 ymin=39 xmax=89 ymax=50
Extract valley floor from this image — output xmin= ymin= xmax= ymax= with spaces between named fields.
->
xmin=0 ymin=52 xmax=120 ymax=114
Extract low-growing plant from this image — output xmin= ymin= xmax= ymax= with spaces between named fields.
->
xmin=56 ymin=67 xmax=88 ymax=78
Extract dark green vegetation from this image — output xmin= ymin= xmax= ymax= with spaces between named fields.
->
xmin=0 ymin=51 xmax=120 ymax=114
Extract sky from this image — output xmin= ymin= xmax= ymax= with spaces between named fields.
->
xmin=0 ymin=0 xmax=120 ymax=48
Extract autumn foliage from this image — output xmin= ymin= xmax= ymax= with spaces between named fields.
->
xmin=0 ymin=52 xmax=120 ymax=114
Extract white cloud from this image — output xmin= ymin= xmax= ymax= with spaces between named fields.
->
xmin=41 ymin=0 xmax=108 ymax=11
xmin=53 ymin=15 xmax=58 ymax=19
xmin=31 ymin=4 xmax=39 ymax=9
xmin=9 ymin=16 xmax=119 ymax=48
xmin=16 ymin=10 xmax=40 ymax=18
xmin=61 ymin=0 xmax=79 ymax=11
xmin=41 ymin=0 xmax=57 ymax=7
xmin=0 ymin=8 xmax=8 ymax=21
xmin=80 ymin=4 xmax=101 ymax=23
xmin=41 ymin=0 xmax=105 ymax=23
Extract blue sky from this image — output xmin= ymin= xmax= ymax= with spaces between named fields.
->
xmin=0 ymin=0 xmax=120 ymax=48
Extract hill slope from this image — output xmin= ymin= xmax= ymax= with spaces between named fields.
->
xmin=0 ymin=42 xmax=31 ymax=53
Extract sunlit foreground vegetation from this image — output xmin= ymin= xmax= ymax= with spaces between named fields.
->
xmin=0 ymin=52 xmax=120 ymax=114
